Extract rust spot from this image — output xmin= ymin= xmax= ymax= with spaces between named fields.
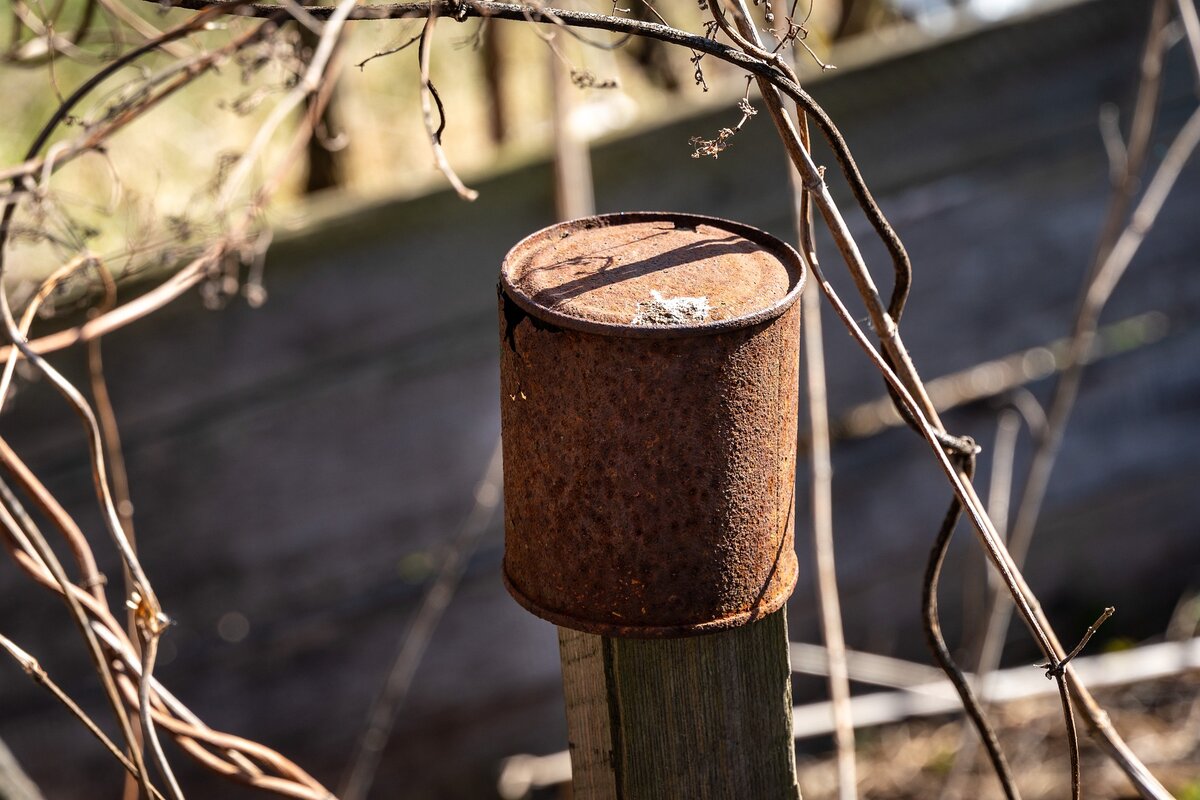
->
xmin=499 ymin=282 xmax=561 ymax=356
xmin=498 ymin=212 xmax=806 ymax=639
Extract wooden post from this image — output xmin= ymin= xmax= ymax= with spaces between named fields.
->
xmin=559 ymin=608 xmax=801 ymax=800
xmin=549 ymin=47 xmax=595 ymax=222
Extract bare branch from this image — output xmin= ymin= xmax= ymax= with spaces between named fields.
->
xmin=0 ymin=474 xmax=155 ymax=797
xmin=1055 ymin=675 xmax=1081 ymax=800
xmin=1043 ymin=607 xmax=1117 ymax=678
xmin=921 ymin=453 xmax=1021 ymax=800
xmin=417 ymin=13 xmax=479 ymax=201
xmin=0 ymin=633 xmax=168 ymax=800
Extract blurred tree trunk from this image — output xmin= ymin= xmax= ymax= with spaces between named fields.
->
xmin=835 ymin=0 xmax=897 ymax=39
xmin=550 ymin=48 xmax=595 ymax=221
xmin=299 ymin=25 xmax=345 ymax=194
xmin=624 ymin=1 xmax=680 ymax=92
xmin=483 ymin=20 xmax=508 ymax=144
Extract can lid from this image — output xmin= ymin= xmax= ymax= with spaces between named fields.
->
xmin=501 ymin=212 xmax=806 ymax=338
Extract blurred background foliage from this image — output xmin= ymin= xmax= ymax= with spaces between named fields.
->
xmin=0 ymin=0 xmax=1046 ymax=290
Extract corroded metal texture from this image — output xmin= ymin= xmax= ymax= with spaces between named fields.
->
xmin=498 ymin=212 xmax=805 ymax=638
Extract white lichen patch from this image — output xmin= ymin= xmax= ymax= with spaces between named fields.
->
xmin=631 ymin=290 xmax=711 ymax=326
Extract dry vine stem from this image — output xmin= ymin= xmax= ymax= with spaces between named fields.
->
xmin=0 ymin=466 xmax=155 ymax=799
xmin=976 ymin=0 xmax=1200 ymax=706
xmin=0 ymin=633 xmax=168 ymax=800
xmin=83 ymin=262 xmax=146 ymax=800
xmin=0 ymin=10 xmax=280 ymax=797
xmin=788 ymin=75 xmax=857 ymax=800
xmin=0 ymin=1 xmax=349 ymax=796
xmin=715 ymin=0 xmax=1033 ymax=793
xmin=953 ymin=2 xmax=1197 ymax=794
xmin=0 ymin=0 xmax=1184 ymax=797
xmin=0 ymin=435 xmax=338 ymax=800
xmin=1 ymin=0 xmax=193 ymax=64
xmin=975 ymin=0 xmax=1173 ymax=673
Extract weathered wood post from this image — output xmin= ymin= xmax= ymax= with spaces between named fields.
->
xmin=498 ymin=212 xmax=805 ymax=799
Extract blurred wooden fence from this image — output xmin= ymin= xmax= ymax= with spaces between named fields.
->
xmin=2 ymin=0 xmax=1198 ymax=797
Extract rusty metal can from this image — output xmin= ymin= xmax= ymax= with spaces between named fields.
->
xmin=498 ymin=212 xmax=805 ymax=638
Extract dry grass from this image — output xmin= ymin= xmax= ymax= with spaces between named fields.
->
xmin=796 ymin=673 xmax=1200 ymax=800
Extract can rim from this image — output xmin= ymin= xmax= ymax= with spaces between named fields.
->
xmin=502 ymin=561 xmax=798 ymax=639
xmin=500 ymin=211 xmax=807 ymax=339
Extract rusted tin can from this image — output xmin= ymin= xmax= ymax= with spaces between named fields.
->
xmin=498 ymin=212 xmax=805 ymax=638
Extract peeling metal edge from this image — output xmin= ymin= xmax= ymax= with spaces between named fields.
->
xmin=500 ymin=211 xmax=807 ymax=340
xmin=501 ymin=563 xmax=798 ymax=639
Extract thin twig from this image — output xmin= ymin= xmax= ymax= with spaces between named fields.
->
xmin=826 ymin=313 xmax=1157 ymax=443
xmin=94 ymin=0 xmax=195 ymax=59
xmin=0 ymin=254 xmax=93 ymax=414
xmin=1043 ymin=607 xmax=1116 ymax=678
xmin=216 ymin=0 xmax=360 ymax=210
xmin=0 ymin=634 xmax=168 ymax=800
xmin=83 ymin=265 xmax=148 ymax=800
xmin=0 ymin=3 xmax=270 ymax=187
xmin=1099 ymin=104 xmax=1128 ymax=183
xmin=355 ymin=29 xmax=420 ymax=69
xmin=95 ymin=625 xmax=330 ymax=795
xmin=939 ymin=405 xmax=1026 ymax=800
xmin=0 ymin=248 xmax=220 ymax=362
xmin=979 ymin=74 xmax=1200 ymax=781
xmin=136 ymin=630 xmax=183 ymax=800
xmin=801 ymin=278 xmax=859 ymax=800
xmin=417 ymin=12 xmax=479 ymax=202
xmin=808 ymin=245 xmax=1172 ymax=799
xmin=1043 ymin=608 xmax=1116 ymax=800
xmin=0 ymin=16 xmax=318 ymax=790
xmin=957 ymin=4 xmax=1196 ymax=794
xmin=986 ymin=409 xmax=1020 ymax=549
xmin=4 ymin=508 xmax=334 ymax=798
xmin=0 ymin=475 xmax=154 ymax=797
xmin=0 ymin=274 xmax=172 ymax=631
xmin=992 ymin=0 xmax=1175 ymax=600
xmin=722 ymin=0 xmax=1023 ymax=790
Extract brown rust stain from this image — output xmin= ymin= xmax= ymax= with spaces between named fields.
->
xmin=498 ymin=212 xmax=805 ymax=638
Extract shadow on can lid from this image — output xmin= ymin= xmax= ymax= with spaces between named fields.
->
xmin=501 ymin=211 xmax=806 ymax=338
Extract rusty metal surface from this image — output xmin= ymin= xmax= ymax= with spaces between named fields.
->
xmin=498 ymin=212 xmax=805 ymax=638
